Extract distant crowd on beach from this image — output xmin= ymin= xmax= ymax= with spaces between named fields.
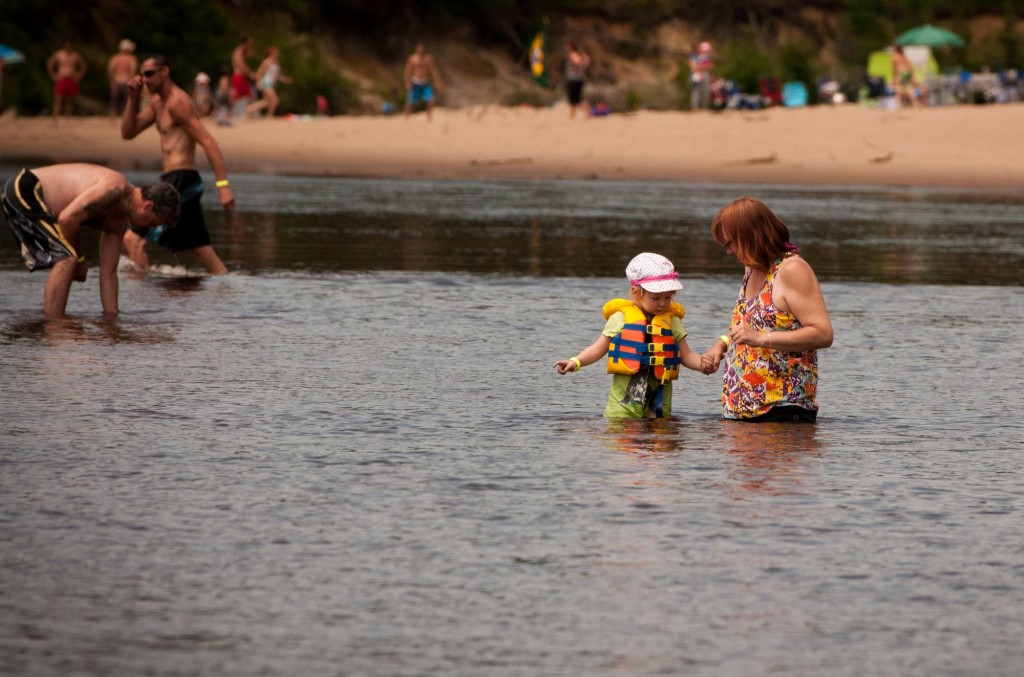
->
xmin=26 ymin=27 xmax=1021 ymax=124
xmin=34 ymin=36 xmax=461 ymax=122
xmin=45 ymin=36 xmax=298 ymax=124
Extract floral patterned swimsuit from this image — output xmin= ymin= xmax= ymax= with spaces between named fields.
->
xmin=722 ymin=256 xmax=818 ymax=419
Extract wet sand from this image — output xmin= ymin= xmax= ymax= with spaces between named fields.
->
xmin=1 ymin=104 xmax=1022 ymax=190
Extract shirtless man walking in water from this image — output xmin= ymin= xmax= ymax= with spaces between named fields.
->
xmin=121 ymin=54 xmax=233 ymax=274
xmin=403 ymin=42 xmax=444 ymax=121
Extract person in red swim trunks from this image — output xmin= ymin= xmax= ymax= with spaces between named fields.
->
xmin=229 ymin=36 xmax=257 ymax=120
xmin=47 ymin=39 xmax=87 ymax=117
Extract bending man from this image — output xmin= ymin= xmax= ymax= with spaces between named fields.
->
xmin=2 ymin=163 xmax=179 ymax=317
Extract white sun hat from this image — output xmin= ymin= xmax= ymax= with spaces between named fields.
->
xmin=625 ymin=252 xmax=683 ymax=293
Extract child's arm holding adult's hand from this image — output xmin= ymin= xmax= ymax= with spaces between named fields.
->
xmin=700 ymin=334 xmax=731 ymax=374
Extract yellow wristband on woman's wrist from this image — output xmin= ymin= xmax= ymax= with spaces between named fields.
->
xmin=569 ymin=356 xmax=582 ymax=371
xmin=76 ymin=256 xmax=86 ymax=263
xmin=718 ymin=334 xmax=731 ymax=347
xmin=215 ymin=179 xmax=229 ymax=188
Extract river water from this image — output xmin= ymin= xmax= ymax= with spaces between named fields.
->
xmin=1 ymin=172 xmax=1023 ymax=676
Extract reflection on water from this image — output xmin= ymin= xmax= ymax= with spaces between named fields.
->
xmin=205 ymin=178 xmax=1024 ymax=285
xmin=219 ymin=176 xmax=1024 ymax=285
xmin=2 ymin=315 xmax=175 ymax=345
xmin=4 ymin=170 xmax=1019 ymax=285
xmin=720 ymin=421 xmax=823 ymax=497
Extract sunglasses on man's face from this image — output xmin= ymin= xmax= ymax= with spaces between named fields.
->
xmin=141 ymin=69 xmax=160 ymax=78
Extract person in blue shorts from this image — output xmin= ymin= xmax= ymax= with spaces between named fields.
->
xmin=404 ymin=42 xmax=444 ymax=121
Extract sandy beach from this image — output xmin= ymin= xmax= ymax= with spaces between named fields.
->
xmin=1 ymin=104 xmax=1022 ymax=190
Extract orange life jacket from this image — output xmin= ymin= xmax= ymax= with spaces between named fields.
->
xmin=603 ymin=299 xmax=685 ymax=383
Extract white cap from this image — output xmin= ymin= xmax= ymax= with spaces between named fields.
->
xmin=119 ymin=39 xmax=135 ymax=52
xmin=195 ymin=72 xmax=210 ymax=84
xmin=626 ymin=252 xmax=683 ymax=293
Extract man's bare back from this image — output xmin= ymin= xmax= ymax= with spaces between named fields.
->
xmin=32 ymin=164 xmax=133 ymax=235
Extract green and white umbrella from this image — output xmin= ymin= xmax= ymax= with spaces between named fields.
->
xmin=895 ymin=24 xmax=965 ymax=48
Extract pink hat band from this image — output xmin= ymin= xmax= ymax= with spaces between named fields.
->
xmin=630 ymin=272 xmax=679 ymax=286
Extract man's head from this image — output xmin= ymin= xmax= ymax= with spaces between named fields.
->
xmin=140 ymin=55 xmax=171 ymax=94
xmin=131 ymin=182 xmax=180 ymax=229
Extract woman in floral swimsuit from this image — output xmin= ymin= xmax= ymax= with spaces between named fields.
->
xmin=702 ymin=197 xmax=834 ymax=422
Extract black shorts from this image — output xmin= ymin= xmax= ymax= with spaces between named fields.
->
xmin=131 ymin=169 xmax=211 ymax=253
xmin=742 ymin=405 xmax=818 ymax=423
xmin=2 ymin=169 xmax=76 ymax=271
xmin=567 ymin=80 xmax=584 ymax=105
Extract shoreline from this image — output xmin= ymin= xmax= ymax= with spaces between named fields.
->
xmin=1 ymin=104 xmax=1023 ymax=191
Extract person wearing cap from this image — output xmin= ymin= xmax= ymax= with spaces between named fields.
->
xmin=688 ymin=41 xmax=714 ymax=111
xmin=702 ymin=197 xmax=833 ymax=423
xmin=192 ymin=72 xmax=214 ymax=117
xmin=554 ymin=252 xmax=714 ymax=418
xmin=108 ymin=39 xmax=138 ymax=117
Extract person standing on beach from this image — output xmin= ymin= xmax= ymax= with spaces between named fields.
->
xmin=247 ymin=46 xmax=292 ymax=118
xmin=230 ymin=37 xmax=257 ymax=120
xmin=47 ymin=39 xmax=87 ymax=118
xmin=564 ymin=42 xmax=591 ymax=119
xmin=702 ymin=197 xmax=833 ymax=422
xmin=892 ymin=45 xmax=920 ymax=107
xmin=404 ymin=42 xmax=444 ymax=121
xmin=107 ymin=39 xmax=138 ymax=118
xmin=689 ymin=41 xmax=714 ymax=110
xmin=1 ymin=163 xmax=179 ymax=317
xmin=121 ymin=54 xmax=233 ymax=274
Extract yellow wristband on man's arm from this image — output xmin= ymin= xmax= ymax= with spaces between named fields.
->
xmin=215 ymin=179 xmax=229 ymax=188
xmin=76 ymin=256 xmax=86 ymax=263
xmin=569 ymin=356 xmax=582 ymax=371
xmin=718 ymin=334 xmax=731 ymax=347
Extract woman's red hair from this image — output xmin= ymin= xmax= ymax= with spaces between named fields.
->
xmin=710 ymin=196 xmax=798 ymax=271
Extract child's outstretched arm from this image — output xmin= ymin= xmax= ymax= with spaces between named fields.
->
xmin=700 ymin=334 xmax=731 ymax=374
xmin=553 ymin=335 xmax=611 ymax=375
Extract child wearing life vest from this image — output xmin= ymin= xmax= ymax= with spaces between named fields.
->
xmin=554 ymin=252 xmax=713 ymax=418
